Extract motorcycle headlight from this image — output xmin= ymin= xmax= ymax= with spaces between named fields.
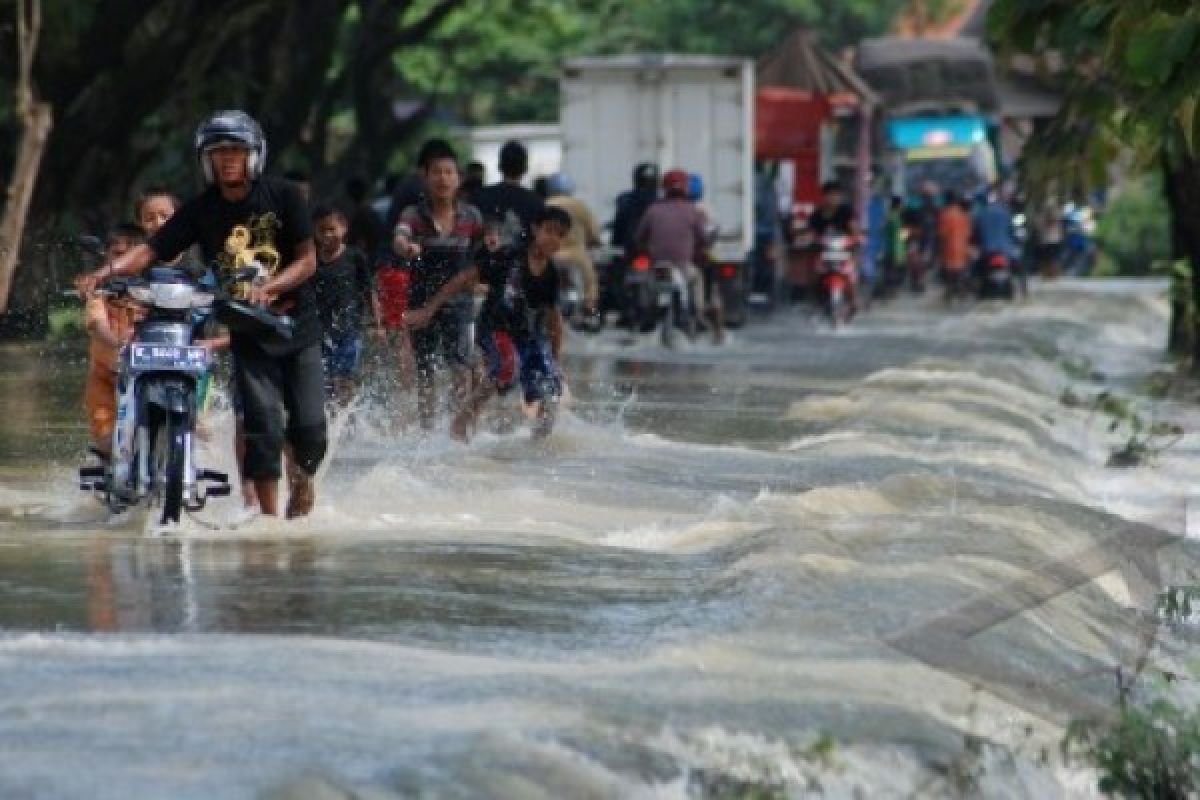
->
xmin=128 ymin=286 xmax=154 ymax=304
xmin=151 ymin=282 xmax=198 ymax=310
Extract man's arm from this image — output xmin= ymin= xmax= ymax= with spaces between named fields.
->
xmin=403 ymin=267 xmax=479 ymax=329
xmin=545 ymin=307 xmax=564 ymax=361
xmin=75 ymin=244 xmax=157 ymax=295
xmin=634 ymin=208 xmax=652 ymax=253
xmin=251 ymin=239 xmax=316 ymax=306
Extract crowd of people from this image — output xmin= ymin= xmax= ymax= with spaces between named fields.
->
xmin=74 ymin=111 xmax=598 ymax=522
xmin=69 ymin=106 xmax=1057 ymax=524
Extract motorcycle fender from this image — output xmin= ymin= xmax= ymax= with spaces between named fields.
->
xmin=824 ymin=274 xmax=849 ymax=292
xmin=142 ymin=377 xmax=194 ymax=416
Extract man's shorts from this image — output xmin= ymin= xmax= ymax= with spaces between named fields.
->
xmin=376 ymin=268 xmax=410 ymax=330
xmin=479 ymin=329 xmax=561 ymax=404
xmin=322 ymin=333 xmax=364 ymax=381
xmin=411 ymin=304 xmax=472 ymax=374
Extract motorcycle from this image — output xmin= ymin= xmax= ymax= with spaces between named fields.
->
xmin=623 ymin=255 xmax=695 ymax=347
xmin=978 ymin=251 xmax=1015 ymax=300
xmin=816 ymin=234 xmax=857 ymax=328
xmin=556 ymin=261 xmax=603 ymax=334
xmin=79 ymin=266 xmax=289 ymax=524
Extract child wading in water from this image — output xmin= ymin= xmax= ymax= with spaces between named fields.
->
xmin=404 ymin=206 xmax=569 ymax=441
xmin=82 ymin=225 xmax=147 ymax=457
xmin=312 ymin=203 xmax=379 ymax=408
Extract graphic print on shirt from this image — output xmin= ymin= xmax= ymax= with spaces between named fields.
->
xmin=220 ymin=212 xmax=282 ymax=298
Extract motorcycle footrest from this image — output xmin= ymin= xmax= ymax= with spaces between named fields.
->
xmin=198 ymin=469 xmax=229 ymax=484
xmin=79 ymin=466 xmax=105 ymax=479
xmin=205 ymin=485 xmax=232 ymax=498
xmin=80 ymin=480 xmax=106 ymax=492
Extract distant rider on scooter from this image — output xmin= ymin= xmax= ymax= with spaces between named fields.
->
xmin=804 ymin=180 xmax=862 ymax=316
xmin=635 ymin=169 xmax=711 ymax=337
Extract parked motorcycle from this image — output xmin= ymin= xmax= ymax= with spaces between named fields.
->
xmin=79 ymin=266 xmax=289 ymax=524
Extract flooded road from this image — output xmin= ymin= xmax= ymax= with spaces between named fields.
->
xmin=1 ymin=280 xmax=1197 ymax=798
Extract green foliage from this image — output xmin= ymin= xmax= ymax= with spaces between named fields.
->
xmin=392 ymin=0 xmax=908 ymax=125
xmin=1157 ymin=584 xmax=1200 ymax=623
xmin=614 ymin=0 xmax=905 ymax=56
xmin=1063 ymin=694 xmax=1200 ymax=798
xmin=1095 ymin=175 xmax=1171 ymax=276
xmin=1081 ymin=389 xmax=1185 ymax=467
xmin=989 ymin=0 xmax=1200 ymax=196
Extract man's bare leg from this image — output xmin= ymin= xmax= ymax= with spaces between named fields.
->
xmin=452 ymin=380 xmax=496 ymax=442
xmin=235 ymin=421 xmax=257 ymax=508
xmin=255 ymin=479 xmax=279 ymax=516
xmin=416 ymin=369 xmax=437 ymax=430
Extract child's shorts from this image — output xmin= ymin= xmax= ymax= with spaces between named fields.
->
xmin=376 ymin=267 xmax=411 ymax=330
xmin=322 ymin=333 xmax=364 ymax=381
xmin=479 ymin=329 xmax=561 ymax=404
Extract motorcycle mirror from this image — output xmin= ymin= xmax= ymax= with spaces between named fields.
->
xmin=77 ymin=234 xmax=105 ymax=255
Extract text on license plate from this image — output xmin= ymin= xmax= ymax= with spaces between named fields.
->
xmin=130 ymin=344 xmax=208 ymax=369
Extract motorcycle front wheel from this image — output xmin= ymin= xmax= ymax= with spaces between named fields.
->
xmin=151 ymin=412 xmax=187 ymax=525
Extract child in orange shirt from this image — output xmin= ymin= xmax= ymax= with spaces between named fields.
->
xmin=83 ymin=224 xmax=146 ymax=457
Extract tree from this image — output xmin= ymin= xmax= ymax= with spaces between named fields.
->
xmin=988 ymin=0 xmax=1200 ymax=364
xmin=0 ymin=0 xmax=52 ymax=313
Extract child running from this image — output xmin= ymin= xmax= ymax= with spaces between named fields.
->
xmin=82 ymin=224 xmax=146 ymax=458
xmin=405 ymin=206 xmax=570 ymax=441
xmin=312 ymin=203 xmax=379 ymax=407
xmin=392 ymin=139 xmax=483 ymax=430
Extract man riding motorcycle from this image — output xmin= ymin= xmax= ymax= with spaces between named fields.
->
xmin=803 ymin=180 xmax=862 ymax=317
xmin=973 ymin=185 xmax=1027 ymax=299
xmin=635 ymin=169 xmax=711 ymax=335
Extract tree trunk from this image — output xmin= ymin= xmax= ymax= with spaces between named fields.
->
xmin=1162 ymin=159 xmax=1190 ymax=355
xmin=0 ymin=0 xmax=53 ymax=315
xmin=1162 ymin=153 xmax=1200 ymax=370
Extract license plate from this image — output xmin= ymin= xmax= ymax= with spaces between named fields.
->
xmin=130 ymin=344 xmax=208 ymax=371
xmin=657 ymin=290 xmax=672 ymax=306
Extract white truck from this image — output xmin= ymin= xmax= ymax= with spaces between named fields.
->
xmin=560 ymin=54 xmax=755 ymax=267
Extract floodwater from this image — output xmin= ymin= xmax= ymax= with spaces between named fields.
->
xmin=0 ymin=280 xmax=1197 ymax=799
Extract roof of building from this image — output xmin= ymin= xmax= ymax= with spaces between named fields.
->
xmin=757 ymin=29 xmax=877 ymax=104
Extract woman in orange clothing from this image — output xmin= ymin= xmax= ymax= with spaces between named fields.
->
xmin=83 ymin=225 xmax=146 ymax=456
xmin=938 ymin=191 xmax=973 ymax=303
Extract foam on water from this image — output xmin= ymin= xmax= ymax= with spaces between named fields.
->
xmin=1 ymin=281 xmax=1197 ymax=797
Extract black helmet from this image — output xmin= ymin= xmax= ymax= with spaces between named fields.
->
xmin=194 ymin=110 xmax=267 ymax=184
xmin=633 ymin=162 xmax=659 ymax=191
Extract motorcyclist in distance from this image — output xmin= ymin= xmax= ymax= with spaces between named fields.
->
xmin=804 ymin=180 xmax=862 ymax=314
xmin=612 ymin=162 xmax=660 ymax=256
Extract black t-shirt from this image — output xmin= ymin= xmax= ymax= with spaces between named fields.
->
xmin=314 ymin=247 xmax=372 ymax=340
xmin=477 ymin=247 xmax=559 ymax=339
xmin=347 ymin=204 xmax=386 ymax=265
xmin=473 ymin=181 xmax=545 ymax=247
xmin=149 ymin=177 xmax=317 ymax=352
xmin=807 ymin=204 xmax=856 ymax=237
xmin=613 ymin=189 xmax=658 ymax=252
